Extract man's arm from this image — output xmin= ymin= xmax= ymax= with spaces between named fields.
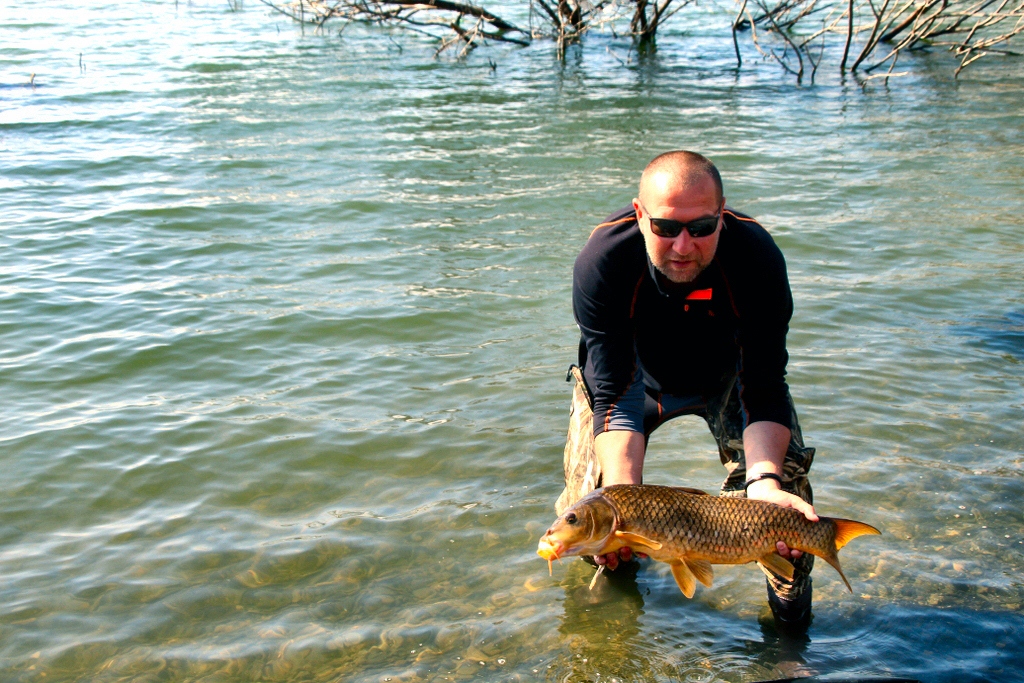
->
xmin=725 ymin=219 xmax=815 ymax=555
xmin=595 ymin=430 xmax=645 ymax=486
xmin=742 ymin=420 xmax=818 ymax=560
xmin=592 ymin=430 xmax=647 ymax=569
xmin=570 ymin=218 xmax=651 ymax=570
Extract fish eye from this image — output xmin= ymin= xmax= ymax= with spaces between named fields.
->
xmin=565 ymin=512 xmax=578 ymax=524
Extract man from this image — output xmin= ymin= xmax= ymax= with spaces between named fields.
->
xmin=556 ymin=151 xmax=818 ymax=629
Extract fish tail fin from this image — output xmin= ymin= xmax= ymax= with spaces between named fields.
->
xmin=831 ymin=518 xmax=881 ymax=551
xmin=819 ymin=549 xmax=853 ymax=593
xmin=810 ymin=518 xmax=881 ymax=593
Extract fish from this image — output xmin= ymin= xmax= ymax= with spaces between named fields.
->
xmin=537 ymin=484 xmax=880 ymax=598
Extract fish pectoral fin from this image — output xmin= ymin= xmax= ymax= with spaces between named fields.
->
xmin=685 ymin=559 xmax=714 ymax=588
xmin=669 ymin=560 xmax=697 ymax=598
xmin=757 ymin=552 xmax=795 ymax=581
xmin=613 ymin=530 xmax=663 ymax=551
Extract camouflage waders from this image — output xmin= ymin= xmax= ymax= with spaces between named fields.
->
xmin=554 ymin=365 xmax=599 ymax=517
xmin=555 ymin=365 xmax=816 ymax=603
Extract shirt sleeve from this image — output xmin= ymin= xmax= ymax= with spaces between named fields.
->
xmin=730 ymin=227 xmax=794 ymax=430
xmin=572 ymin=230 xmax=646 ymax=436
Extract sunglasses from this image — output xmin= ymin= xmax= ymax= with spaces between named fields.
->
xmin=639 ymin=202 xmax=721 ymax=239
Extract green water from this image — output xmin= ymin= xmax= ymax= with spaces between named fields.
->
xmin=2 ymin=1 xmax=1023 ymax=681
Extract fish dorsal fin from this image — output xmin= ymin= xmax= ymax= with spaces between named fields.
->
xmin=614 ymin=530 xmax=663 ymax=551
xmin=669 ymin=560 xmax=697 ymax=598
xmin=670 ymin=486 xmax=710 ymax=496
xmin=756 ymin=552 xmax=795 ymax=581
xmin=685 ymin=558 xmax=714 ymax=588
xmin=831 ymin=518 xmax=881 ymax=550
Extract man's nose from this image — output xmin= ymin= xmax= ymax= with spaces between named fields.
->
xmin=670 ymin=230 xmax=693 ymax=253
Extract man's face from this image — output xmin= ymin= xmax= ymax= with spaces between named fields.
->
xmin=633 ymin=174 xmax=724 ymax=285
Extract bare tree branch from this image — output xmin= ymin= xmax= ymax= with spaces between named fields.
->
xmin=258 ymin=0 xmax=1023 ymax=78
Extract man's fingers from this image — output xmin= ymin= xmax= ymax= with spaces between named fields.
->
xmin=777 ymin=491 xmax=819 ymax=522
xmin=748 ymin=485 xmax=818 ymax=522
xmin=775 ymin=541 xmax=803 ymax=560
xmin=794 ymin=498 xmax=819 ymax=522
xmin=593 ymin=548 xmax=646 ymax=571
xmin=593 ymin=548 xmax=642 ymax=571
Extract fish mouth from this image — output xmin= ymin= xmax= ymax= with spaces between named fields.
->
xmin=537 ymin=537 xmax=564 ymax=576
xmin=537 ymin=537 xmax=563 ymax=561
xmin=537 ymin=532 xmax=613 ymax=561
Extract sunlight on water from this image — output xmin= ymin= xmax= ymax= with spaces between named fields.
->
xmin=1 ymin=1 xmax=1023 ymax=682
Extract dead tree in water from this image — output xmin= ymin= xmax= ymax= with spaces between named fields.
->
xmin=260 ymin=0 xmax=530 ymax=57
xmin=628 ymin=0 xmax=698 ymax=41
xmin=734 ymin=0 xmax=1024 ymax=81
xmin=261 ymin=0 xmax=1022 ymax=77
xmin=261 ymin=0 xmax=696 ymax=55
xmin=530 ymin=0 xmax=588 ymax=54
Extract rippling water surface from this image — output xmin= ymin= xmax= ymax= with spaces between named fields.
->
xmin=2 ymin=1 xmax=1023 ymax=681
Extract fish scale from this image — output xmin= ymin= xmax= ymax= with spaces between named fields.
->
xmin=537 ymin=484 xmax=881 ymax=598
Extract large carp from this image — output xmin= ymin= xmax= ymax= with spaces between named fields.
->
xmin=537 ymin=484 xmax=880 ymax=598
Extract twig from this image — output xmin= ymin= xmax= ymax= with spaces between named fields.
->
xmin=841 ymin=0 xmax=855 ymax=69
xmin=733 ymin=0 xmax=749 ymax=66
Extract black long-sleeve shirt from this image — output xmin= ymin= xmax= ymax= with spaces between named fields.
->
xmin=572 ymin=206 xmax=794 ymax=436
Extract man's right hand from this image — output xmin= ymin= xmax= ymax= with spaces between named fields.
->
xmin=591 ymin=430 xmax=648 ymax=569
xmin=595 ymin=546 xmax=644 ymax=570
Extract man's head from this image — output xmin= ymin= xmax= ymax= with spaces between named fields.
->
xmin=633 ymin=151 xmax=725 ymax=284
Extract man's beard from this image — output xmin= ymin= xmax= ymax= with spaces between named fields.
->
xmin=653 ymin=256 xmax=709 ymax=284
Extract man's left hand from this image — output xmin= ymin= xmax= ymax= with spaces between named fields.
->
xmin=746 ymin=482 xmax=818 ymax=560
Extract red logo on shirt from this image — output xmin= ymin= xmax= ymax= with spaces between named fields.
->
xmin=686 ymin=288 xmax=712 ymax=301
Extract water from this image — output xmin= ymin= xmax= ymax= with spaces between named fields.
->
xmin=2 ymin=1 xmax=1023 ymax=681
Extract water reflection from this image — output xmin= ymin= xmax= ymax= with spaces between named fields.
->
xmin=558 ymin=560 xmax=648 ymax=681
xmin=556 ymin=560 xmax=823 ymax=682
xmin=753 ymin=615 xmax=814 ymax=679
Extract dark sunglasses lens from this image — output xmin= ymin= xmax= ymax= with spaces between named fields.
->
xmin=686 ymin=217 xmax=719 ymax=237
xmin=649 ymin=216 xmax=718 ymax=238
xmin=649 ymin=218 xmax=682 ymax=238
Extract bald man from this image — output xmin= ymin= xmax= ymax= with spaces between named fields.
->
xmin=556 ymin=151 xmax=817 ymax=630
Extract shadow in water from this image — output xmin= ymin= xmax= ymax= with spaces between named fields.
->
xmin=754 ymin=677 xmax=920 ymax=683
xmin=556 ymin=560 xmax=817 ymax=681
xmin=753 ymin=609 xmax=813 ymax=675
xmin=806 ymin=603 xmax=1024 ymax=683
xmin=954 ymin=310 xmax=1024 ymax=360
xmin=559 ymin=560 xmax=647 ymax=638
xmin=553 ymin=560 xmax=1024 ymax=683
xmin=556 ymin=560 xmax=650 ymax=680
